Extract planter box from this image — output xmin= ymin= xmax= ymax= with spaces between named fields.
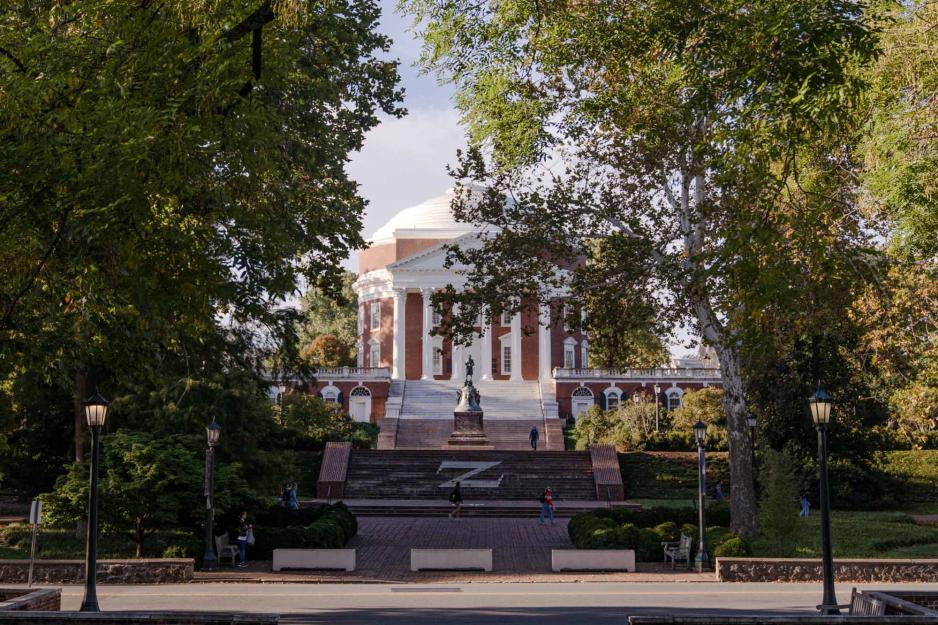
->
xmin=552 ymin=549 xmax=635 ymax=572
xmin=272 ymin=549 xmax=355 ymax=572
xmin=410 ymin=549 xmax=492 ymax=572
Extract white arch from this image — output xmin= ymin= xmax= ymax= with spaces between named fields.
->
xmin=349 ymin=386 xmax=372 ymax=423
xmin=571 ymin=385 xmax=594 ymax=419
xmin=604 ymin=386 xmax=623 ymax=411
xmin=321 ymin=383 xmax=341 ymax=404
xmin=665 ymin=387 xmax=685 ymax=410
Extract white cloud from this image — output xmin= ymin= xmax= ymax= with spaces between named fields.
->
xmin=345 ymin=107 xmax=467 ymax=272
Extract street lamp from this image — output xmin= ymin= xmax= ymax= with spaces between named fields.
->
xmin=747 ymin=414 xmax=757 ymax=498
xmin=693 ymin=419 xmax=710 ymax=572
xmin=653 ymin=384 xmax=661 ymax=432
xmin=202 ymin=418 xmax=222 ymax=570
xmin=80 ymin=391 xmax=109 ymax=612
xmin=809 ymin=388 xmax=839 ymax=615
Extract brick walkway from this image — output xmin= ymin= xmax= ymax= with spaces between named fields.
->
xmin=194 ymin=516 xmax=714 ymax=583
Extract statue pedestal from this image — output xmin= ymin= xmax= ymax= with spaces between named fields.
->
xmin=445 ymin=410 xmax=493 ymax=449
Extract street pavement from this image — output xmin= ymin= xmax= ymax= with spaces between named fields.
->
xmin=54 ymin=581 xmax=938 ymax=624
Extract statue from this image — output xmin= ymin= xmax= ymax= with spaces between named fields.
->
xmin=465 ymin=355 xmax=474 ymax=385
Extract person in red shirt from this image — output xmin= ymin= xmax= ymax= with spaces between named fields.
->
xmin=539 ymin=487 xmax=555 ymax=525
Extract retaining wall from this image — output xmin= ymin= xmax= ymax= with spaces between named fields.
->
xmin=0 ymin=559 xmax=193 ymax=584
xmin=716 ymin=558 xmax=938 ymax=583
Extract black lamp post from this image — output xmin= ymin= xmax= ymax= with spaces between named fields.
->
xmin=80 ymin=391 xmax=109 ymax=613
xmin=747 ymin=414 xmax=758 ymax=498
xmin=202 ymin=418 xmax=222 ymax=570
xmin=653 ymin=384 xmax=661 ymax=432
xmin=693 ymin=419 xmax=710 ymax=571
xmin=809 ymin=388 xmax=839 ymax=615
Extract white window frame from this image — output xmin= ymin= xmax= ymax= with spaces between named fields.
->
xmin=357 ymin=308 xmax=364 ymax=335
xmin=433 ymin=307 xmax=443 ymax=327
xmin=604 ymin=387 xmax=622 ymax=411
xmin=666 ymin=387 xmax=684 ymax=410
xmin=370 ymin=302 xmax=380 ymax=330
xmin=321 ymin=384 xmax=340 ymax=404
xmin=581 ymin=340 xmax=589 ymax=368
xmin=571 ymin=386 xmax=594 ymax=418
xmin=368 ymin=338 xmax=380 ymax=368
xmin=356 ymin=342 xmax=364 ymax=368
xmin=563 ymin=337 xmax=577 ymax=369
xmin=501 ymin=343 xmax=512 ymax=375
xmin=563 ymin=302 xmax=574 ymax=332
xmin=500 ymin=309 xmax=511 ymax=326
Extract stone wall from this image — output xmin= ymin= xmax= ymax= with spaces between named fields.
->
xmin=0 ymin=589 xmax=61 ymax=612
xmin=717 ymin=557 xmax=938 ymax=583
xmin=0 ymin=559 xmax=193 ymax=584
xmin=0 ymin=613 xmax=278 ymax=625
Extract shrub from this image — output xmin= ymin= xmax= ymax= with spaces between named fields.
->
xmin=651 ymin=522 xmax=679 ymax=542
xmin=249 ymin=502 xmax=357 ymax=559
xmin=163 ymin=544 xmax=191 ymax=558
xmin=713 ymin=536 xmax=749 ymax=557
xmin=757 ymin=449 xmax=801 ymax=556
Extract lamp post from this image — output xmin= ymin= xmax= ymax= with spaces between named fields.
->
xmin=747 ymin=414 xmax=757 ymax=498
xmin=653 ymin=384 xmax=661 ymax=432
xmin=809 ymin=388 xmax=839 ymax=615
xmin=693 ymin=419 xmax=710 ymax=571
xmin=202 ymin=418 xmax=222 ymax=570
xmin=80 ymin=391 xmax=109 ymax=613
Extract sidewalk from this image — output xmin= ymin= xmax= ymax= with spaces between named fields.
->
xmin=194 ymin=516 xmax=715 ymax=584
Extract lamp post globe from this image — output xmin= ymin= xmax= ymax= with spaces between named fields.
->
xmin=80 ymin=391 xmax=109 ymax=612
xmin=810 ymin=387 xmax=839 ymax=615
xmin=693 ymin=419 xmax=710 ymax=571
xmin=202 ymin=419 xmax=221 ymax=570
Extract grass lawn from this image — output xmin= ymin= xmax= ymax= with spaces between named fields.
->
xmin=750 ymin=510 xmax=938 ymax=558
xmin=620 ymin=451 xmax=729 ymax=499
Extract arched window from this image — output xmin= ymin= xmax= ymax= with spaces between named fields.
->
xmin=666 ymin=387 xmax=684 ymax=410
xmin=603 ymin=386 xmax=622 ymax=411
xmin=320 ymin=384 xmax=341 ymax=404
xmin=571 ymin=386 xmax=594 ymax=418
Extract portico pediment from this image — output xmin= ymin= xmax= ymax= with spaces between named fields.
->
xmin=386 ymin=233 xmax=485 ymax=272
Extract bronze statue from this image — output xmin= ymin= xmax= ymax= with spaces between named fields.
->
xmin=465 ymin=355 xmax=474 ymax=384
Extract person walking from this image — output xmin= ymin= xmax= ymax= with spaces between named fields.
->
xmin=714 ymin=481 xmax=725 ymax=502
xmin=800 ymin=493 xmax=811 ymax=517
xmin=529 ymin=425 xmax=539 ymax=450
xmin=539 ymin=487 xmax=555 ymax=525
xmin=448 ymin=481 xmax=463 ymax=520
xmin=237 ymin=511 xmax=252 ymax=568
xmin=288 ymin=482 xmax=299 ymax=510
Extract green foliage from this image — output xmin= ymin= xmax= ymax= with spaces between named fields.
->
xmin=713 ymin=536 xmax=750 ymax=558
xmin=876 ymin=451 xmax=938 ymax=504
xmin=42 ymin=430 xmax=249 ymax=557
xmin=251 ymin=503 xmax=357 ymax=560
xmin=0 ymin=525 xmax=199 ymax=560
xmin=757 ymin=449 xmax=801 ymax=557
xmin=618 ymin=452 xmax=730 ymax=500
xmin=301 ymin=335 xmax=353 ymax=368
xmin=297 ymin=271 xmax=360 ymax=365
xmin=280 ymin=393 xmax=376 ymax=449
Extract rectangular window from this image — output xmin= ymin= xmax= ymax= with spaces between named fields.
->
xmin=564 ymin=345 xmax=575 ymax=369
xmin=357 ymin=309 xmax=364 ymax=334
xmin=500 ymin=310 xmax=511 ymax=326
xmin=370 ymin=302 xmax=380 ymax=330
xmin=607 ymin=394 xmax=620 ymax=411
xmin=502 ymin=344 xmax=512 ymax=375
xmin=563 ymin=303 xmax=573 ymax=332
xmin=581 ymin=345 xmax=589 ymax=368
xmin=433 ymin=308 xmax=443 ymax=327
xmin=370 ymin=344 xmax=380 ymax=368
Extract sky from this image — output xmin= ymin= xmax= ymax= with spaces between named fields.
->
xmin=344 ymin=0 xmax=466 ymax=273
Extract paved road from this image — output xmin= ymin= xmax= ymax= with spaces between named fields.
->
xmin=54 ymin=582 xmax=938 ymax=624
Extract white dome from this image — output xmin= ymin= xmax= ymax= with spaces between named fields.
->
xmin=369 ymin=187 xmax=480 ymax=244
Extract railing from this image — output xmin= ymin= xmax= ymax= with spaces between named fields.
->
xmin=553 ymin=367 xmax=722 ymax=380
xmin=314 ymin=366 xmax=391 ymax=379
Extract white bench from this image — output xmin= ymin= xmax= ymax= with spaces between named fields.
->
xmin=272 ymin=548 xmax=356 ymax=572
xmin=410 ymin=548 xmax=493 ymax=572
xmin=551 ymin=549 xmax=636 ymax=572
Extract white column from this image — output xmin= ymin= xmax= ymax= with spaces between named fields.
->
xmin=391 ymin=289 xmax=406 ymax=380
xmin=420 ymin=288 xmax=433 ymax=380
xmin=451 ymin=302 xmax=464 ymax=382
xmin=510 ymin=309 xmax=523 ymax=381
xmin=538 ymin=303 xmax=552 ymax=380
xmin=480 ymin=313 xmax=492 ymax=381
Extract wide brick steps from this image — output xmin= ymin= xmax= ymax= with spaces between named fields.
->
xmin=343 ymin=449 xmax=597 ymax=501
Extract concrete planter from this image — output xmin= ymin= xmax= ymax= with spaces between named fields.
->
xmin=272 ymin=549 xmax=356 ymax=572
xmin=410 ymin=549 xmax=493 ymax=572
xmin=552 ymin=549 xmax=635 ymax=572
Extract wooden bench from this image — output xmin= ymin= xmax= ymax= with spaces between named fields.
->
xmin=214 ymin=534 xmax=239 ymax=566
xmin=410 ymin=549 xmax=492 ymax=572
xmin=552 ymin=549 xmax=635 ymax=572
xmin=662 ymin=533 xmax=692 ymax=568
xmin=272 ymin=548 xmax=356 ymax=572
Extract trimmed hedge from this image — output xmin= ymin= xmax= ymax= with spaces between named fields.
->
xmin=252 ymin=503 xmax=357 ymax=560
xmin=569 ymin=506 xmax=748 ymax=561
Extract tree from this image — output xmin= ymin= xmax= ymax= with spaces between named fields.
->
xmin=297 ymin=270 xmax=360 ymax=362
xmin=757 ymin=449 xmax=801 ymax=557
xmin=0 ymin=1 xmax=402 ymax=461
xmin=406 ymin=0 xmax=880 ymax=536
xmin=43 ymin=430 xmax=247 ymax=557
xmin=301 ymin=334 xmax=353 ymax=368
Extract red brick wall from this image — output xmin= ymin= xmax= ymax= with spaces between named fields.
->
xmin=405 ymin=292 xmax=423 ymax=379
xmin=359 ymin=243 xmax=396 ymax=273
xmin=555 ymin=381 xmax=719 ymax=418
xmin=361 ymin=297 xmax=392 ymax=368
xmin=521 ymin=303 xmax=539 ymax=380
xmin=309 ymin=380 xmax=390 ymax=422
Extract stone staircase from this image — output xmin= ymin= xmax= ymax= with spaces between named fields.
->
xmin=343 ymin=449 xmax=597 ymax=501
xmin=400 ymin=379 xmax=542 ymax=420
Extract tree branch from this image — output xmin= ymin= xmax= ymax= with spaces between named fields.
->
xmin=222 ymin=1 xmax=275 ymax=42
xmin=0 ymin=46 xmax=27 ymax=73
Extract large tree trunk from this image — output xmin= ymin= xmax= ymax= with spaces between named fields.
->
xmin=712 ymin=341 xmax=757 ymax=538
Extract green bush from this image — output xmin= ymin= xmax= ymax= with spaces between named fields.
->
xmin=250 ymin=502 xmax=357 ymax=560
xmin=758 ymin=449 xmax=801 ymax=556
xmin=713 ymin=536 xmax=749 ymax=557
xmin=163 ymin=544 xmax=192 ymax=558
xmin=652 ymin=522 xmax=679 ymax=542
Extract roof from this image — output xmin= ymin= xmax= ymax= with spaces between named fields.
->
xmin=369 ymin=187 xmax=483 ymax=244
